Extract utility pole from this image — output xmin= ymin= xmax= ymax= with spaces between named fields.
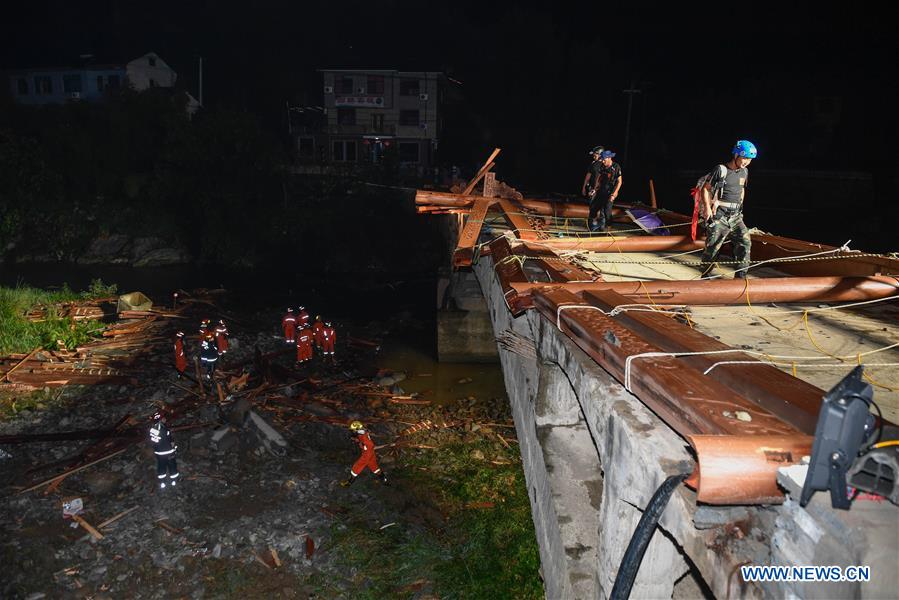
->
xmin=622 ymin=80 xmax=642 ymax=167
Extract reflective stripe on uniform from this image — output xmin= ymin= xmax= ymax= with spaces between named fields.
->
xmin=155 ymin=449 xmax=176 ymax=455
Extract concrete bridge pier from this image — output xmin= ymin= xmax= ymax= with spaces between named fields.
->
xmin=475 ymin=257 xmax=696 ymax=599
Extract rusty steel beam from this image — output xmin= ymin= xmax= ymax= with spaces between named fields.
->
xmin=417 ymin=190 xmax=633 ymax=219
xmin=583 ymin=288 xmax=824 ymax=434
xmin=453 ymin=198 xmax=495 ymax=267
xmin=522 ymin=235 xmax=704 ymax=253
xmin=510 ymin=276 xmax=899 ymax=308
xmin=460 ymin=148 xmax=500 ymax=195
xmin=488 ymin=236 xmax=532 ymax=312
xmin=495 ymin=197 xmax=540 ymax=240
xmin=531 ymin=287 xmax=801 ymax=438
xmin=751 ymin=233 xmax=899 ymax=277
xmin=487 ymin=237 xmax=600 ymax=312
xmin=531 ymin=287 xmax=810 ymax=504
xmin=686 ymin=435 xmax=813 ymax=504
xmin=421 ymin=189 xmax=899 ymax=276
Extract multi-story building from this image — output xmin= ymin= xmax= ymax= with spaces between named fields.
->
xmin=7 ymin=52 xmax=179 ymax=105
xmin=301 ymin=69 xmax=442 ymax=170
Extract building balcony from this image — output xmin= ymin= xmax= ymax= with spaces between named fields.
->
xmin=327 ymin=124 xmax=397 ymax=136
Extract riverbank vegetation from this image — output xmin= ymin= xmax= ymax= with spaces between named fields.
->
xmin=0 ymin=279 xmax=116 ymax=355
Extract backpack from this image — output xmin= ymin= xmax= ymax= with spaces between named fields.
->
xmin=690 ymin=164 xmax=727 ymax=240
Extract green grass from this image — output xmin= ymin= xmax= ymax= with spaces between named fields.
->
xmin=0 ymin=279 xmax=117 ymax=354
xmin=328 ymin=441 xmax=542 ymax=599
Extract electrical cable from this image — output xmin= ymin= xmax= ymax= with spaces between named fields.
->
xmin=610 ymin=472 xmax=689 ymax=600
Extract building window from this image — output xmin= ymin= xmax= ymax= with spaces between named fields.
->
xmin=338 ymin=76 xmax=354 ymax=95
xmin=108 ymin=75 xmax=120 ymax=89
xmin=297 ymin=137 xmax=314 ymax=160
xmin=17 ymin=78 xmax=28 ymax=95
xmin=399 ymin=78 xmax=420 ymax=96
xmin=148 ymin=56 xmax=157 ymax=67
xmin=367 ymin=75 xmax=384 ymax=95
xmin=34 ymin=76 xmax=53 ymax=95
xmin=399 ymin=142 xmax=420 ymax=163
xmin=399 ymin=109 xmax=420 ymax=126
xmin=371 ymin=113 xmax=384 ymax=132
xmin=337 ymin=107 xmax=356 ymax=125
xmin=332 ymin=140 xmax=357 ymax=162
xmin=63 ymin=75 xmax=82 ymax=93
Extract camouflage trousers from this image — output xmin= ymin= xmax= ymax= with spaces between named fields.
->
xmin=701 ymin=210 xmax=751 ymax=274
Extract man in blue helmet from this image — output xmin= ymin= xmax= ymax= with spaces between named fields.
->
xmin=700 ymin=140 xmax=757 ymax=278
xmin=588 ymin=150 xmax=622 ymax=232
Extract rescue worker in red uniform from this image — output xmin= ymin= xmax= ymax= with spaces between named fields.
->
xmin=321 ymin=321 xmax=336 ymax=361
xmin=312 ymin=315 xmax=325 ymax=349
xmin=173 ymin=331 xmax=187 ymax=378
xmin=199 ymin=318 xmax=212 ymax=340
xmin=214 ymin=319 xmax=229 ymax=355
xmin=340 ymin=421 xmax=388 ymax=486
xmin=282 ymin=308 xmax=297 ymax=344
xmin=295 ymin=325 xmax=314 ymax=364
xmin=297 ymin=305 xmax=310 ymax=328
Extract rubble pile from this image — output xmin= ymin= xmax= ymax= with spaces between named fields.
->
xmin=1 ymin=289 xmax=518 ymax=598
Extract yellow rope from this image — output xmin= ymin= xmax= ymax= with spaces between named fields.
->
xmin=873 ymin=440 xmax=899 ymax=449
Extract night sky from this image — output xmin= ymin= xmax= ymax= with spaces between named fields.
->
xmin=3 ymin=1 xmax=897 ymax=196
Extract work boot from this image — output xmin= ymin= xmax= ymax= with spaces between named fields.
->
xmin=160 ymin=482 xmax=166 ymax=490
xmin=733 ymin=267 xmax=749 ymax=279
xmin=378 ymin=472 xmax=390 ymax=486
xmin=339 ymin=477 xmax=356 ymax=488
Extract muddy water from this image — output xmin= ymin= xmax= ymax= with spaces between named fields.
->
xmin=367 ymin=338 xmax=507 ymax=406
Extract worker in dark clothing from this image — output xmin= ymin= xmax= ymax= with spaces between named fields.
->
xmin=173 ymin=331 xmax=187 ymax=378
xmin=149 ymin=411 xmax=179 ymax=489
xmin=340 ymin=421 xmax=388 ymax=487
xmin=581 ymin=144 xmax=604 ymax=203
xmin=700 ymin=140 xmax=758 ymax=279
xmin=199 ymin=339 xmax=219 ymax=380
xmin=587 ymin=150 xmax=622 ymax=232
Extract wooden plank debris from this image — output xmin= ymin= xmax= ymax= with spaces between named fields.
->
xmin=72 ymin=514 xmax=104 ymax=540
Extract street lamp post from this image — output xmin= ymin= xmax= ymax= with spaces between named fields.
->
xmin=622 ymin=82 xmax=642 ymax=167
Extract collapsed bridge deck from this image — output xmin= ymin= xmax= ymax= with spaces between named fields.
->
xmin=418 ymin=153 xmax=899 ymax=599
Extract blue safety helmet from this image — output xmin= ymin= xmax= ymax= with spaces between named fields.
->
xmin=600 ymin=150 xmax=616 ymax=159
xmin=732 ymin=140 xmax=758 ymax=159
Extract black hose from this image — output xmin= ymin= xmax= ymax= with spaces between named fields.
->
xmin=609 ymin=472 xmax=689 ymax=600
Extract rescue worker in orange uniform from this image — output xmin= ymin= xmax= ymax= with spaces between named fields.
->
xmin=297 ymin=305 xmax=310 ymax=328
xmin=321 ymin=321 xmax=336 ymax=361
xmin=340 ymin=421 xmax=388 ymax=486
xmin=199 ymin=318 xmax=211 ymax=340
xmin=214 ymin=319 xmax=229 ymax=355
xmin=312 ymin=315 xmax=325 ymax=350
xmin=295 ymin=325 xmax=314 ymax=364
xmin=173 ymin=331 xmax=187 ymax=378
xmin=282 ymin=308 xmax=297 ymax=344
